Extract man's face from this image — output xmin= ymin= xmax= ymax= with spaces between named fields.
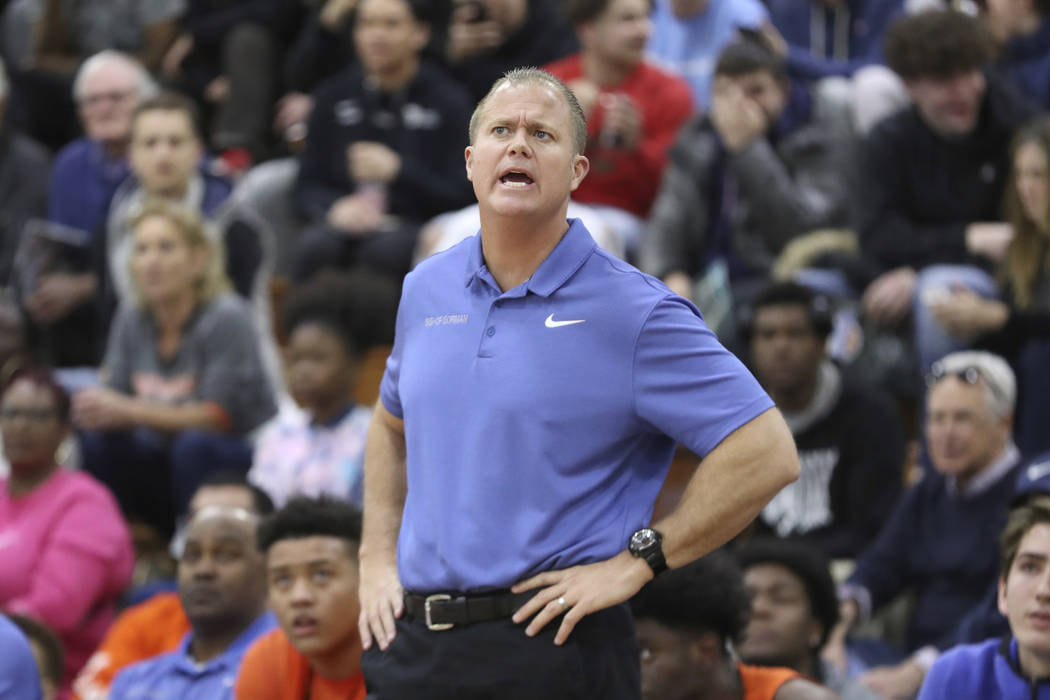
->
xmin=717 ymin=71 xmax=789 ymax=126
xmin=636 ymin=618 xmax=705 ymax=700
xmin=737 ymin=564 xmax=821 ymax=668
xmin=286 ymin=322 xmax=357 ymax=411
xmin=267 ymin=536 xmax=361 ymax=660
xmin=353 ymin=0 xmax=428 ymax=80
xmin=926 ymin=375 xmax=1010 ymax=483
xmin=129 ymin=109 xmax=202 ymax=196
xmin=466 ymin=83 xmax=589 ymax=222
xmin=78 ymin=64 xmax=141 ymax=146
xmin=581 ymin=0 xmax=652 ymax=70
xmin=906 ymin=70 xmax=986 ymax=138
xmin=999 ymin=523 xmax=1050 ymax=665
xmin=750 ymin=304 xmax=824 ymax=395
xmin=177 ymin=511 xmax=267 ymax=632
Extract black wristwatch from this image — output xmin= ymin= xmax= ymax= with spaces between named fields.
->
xmin=628 ymin=527 xmax=668 ymax=576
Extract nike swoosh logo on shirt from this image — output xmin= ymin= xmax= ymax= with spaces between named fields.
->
xmin=545 ymin=314 xmax=585 ymax=328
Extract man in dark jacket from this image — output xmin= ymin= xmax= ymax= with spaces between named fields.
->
xmin=292 ymin=0 xmax=475 ymax=282
xmin=855 ymin=9 xmax=1037 ymax=372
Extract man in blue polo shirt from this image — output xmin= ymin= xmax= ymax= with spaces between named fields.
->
xmin=108 ymin=505 xmax=274 ymax=699
xmin=357 ymin=67 xmax=800 ymax=699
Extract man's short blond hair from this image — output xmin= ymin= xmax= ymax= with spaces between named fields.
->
xmin=468 ymin=67 xmax=588 ymax=156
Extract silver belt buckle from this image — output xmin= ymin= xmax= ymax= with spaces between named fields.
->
xmin=424 ymin=593 xmax=454 ymax=631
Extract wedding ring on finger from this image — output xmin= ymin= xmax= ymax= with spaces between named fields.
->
xmin=557 ymin=596 xmax=567 ymax=607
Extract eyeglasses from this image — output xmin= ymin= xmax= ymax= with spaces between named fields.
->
xmin=925 ymin=362 xmax=1007 ymax=403
xmin=78 ymin=89 xmax=135 ymax=109
xmin=0 ymin=407 xmax=57 ymax=423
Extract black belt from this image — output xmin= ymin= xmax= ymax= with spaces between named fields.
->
xmin=404 ymin=590 xmax=534 ymax=631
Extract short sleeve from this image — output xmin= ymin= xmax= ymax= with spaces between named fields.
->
xmin=633 ymin=296 xmax=773 ymax=457
xmin=379 ymin=285 xmax=409 ymax=419
xmin=101 ymin=306 xmax=136 ymax=393
xmin=735 ymin=0 xmax=768 ymax=28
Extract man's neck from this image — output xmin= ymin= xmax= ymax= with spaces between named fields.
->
xmin=767 ymin=376 xmax=819 ymax=415
xmin=1018 ymin=644 xmax=1050 ymax=680
xmin=479 ymin=211 xmax=569 ymax=292
xmin=370 ymin=59 xmax=420 ymax=93
xmin=308 ymin=635 xmax=363 ymax=680
xmin=189 ymin=617 xmax=256 ymax=664
xmin=153 ymin=182 xmax=190 ymax=201
xmin=102 ymin=138 xmax=130 ymax=162
xmin=581 ymin=52 xmax=635 ymax=88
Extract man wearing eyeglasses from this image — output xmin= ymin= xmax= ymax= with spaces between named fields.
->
xmin=823 ymin=350 xmax=1023 ymax=700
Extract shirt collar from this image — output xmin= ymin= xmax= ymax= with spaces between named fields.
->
xmin=464 ymin=218 xmax=597 ymax=298
xmin=949 ymin=442 xmax=1021 ymax=500
xmin=174 ymin=611 xmax=276 ymax=676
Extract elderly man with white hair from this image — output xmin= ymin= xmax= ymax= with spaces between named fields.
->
xmin=24 ymin=51 xmax=156 ymax=367
xmin=823 ymin=350 xmax=1024 ymax=700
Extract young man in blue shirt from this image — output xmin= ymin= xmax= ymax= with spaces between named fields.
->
xmin=357 ymin=67 xmax=799 ymax=698
xmin=919 ymin=496 xmax=1050 ymax=699
xmin=108 ymin=505 xmax=274 ymax=699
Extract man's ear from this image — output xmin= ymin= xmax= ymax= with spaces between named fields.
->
xmin=569 ymin=154 xmax=589 ymax=192
xmin=465 ymin=145 xmax=474 ymax=182
xmin=998 ymin=575 xmax=1010 ymax=617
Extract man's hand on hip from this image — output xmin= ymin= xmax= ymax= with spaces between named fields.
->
xmin=510 ymin=550 xmax=653 ymax=645
xmin=358 ymin=554 xmax=404 ymax=651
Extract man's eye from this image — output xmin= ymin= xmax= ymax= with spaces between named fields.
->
xmin=493 ymin=126 xmax=507 ymax=135
xmin=535 ymin=130 xmax=549 ymax=139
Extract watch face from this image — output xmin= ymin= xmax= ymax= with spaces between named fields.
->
xmin=631 ymin=528 xmax=657 ymax=551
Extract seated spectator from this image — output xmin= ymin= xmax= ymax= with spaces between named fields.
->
xmin=746 ymin=282 xmax=904 ymax=559
xmin=73 ymin=472 xmax=275 ymax=700
xmin=929 ymin=118 xmax=1050 ymax=457
xmin=443 ymin=0 xmax=577 ymax=103
xmin=107 ymin=91 xmax=262 ymax=302
xmin=631 ymin=551 xmax=837 ymax=700
xmin=735 ymin=538 xmax=883 ymax=700
xmin=0 ymin=614 xmax=43 ymax=699
xmin=855 ymin=9 xmax=1037 ymax=373
xmin=109 ymin=504 xmax=275 ymax=699
xmin=236 ymin=497 xmax=366 ymax=699
xmin=0 ymin=367 xmax=135 ymax=691
xmin=644 ymin=0 xmax=773 ymax=110
xmin=983 ymin=0 xmax=1050 ymax=110
xmin=292 ymin=0 xmax=475 ymax=283
xmin=824 ymin=351 xmax=1023 ymax=700
xmin=544 ymin=0 xmax=693 ymax=257
xmin=917 ymin=497 xmax=1050 ymax=698
xmin=160 ymin=0 xmax=294 ymax=167
xmin=9 ymin=615 xmax=64 ymax=700
xmin=250 ymin=271 xmax=398 ymax=508
xmin=29 ymin=52 xmax=156 ymax=369
xmin=75 ymin=200 xmax=277 ymax=539
xmin=2 ymin=0 xmax=182 ymax=148
xmin=641 ymin=36 xmax=853 ymax=338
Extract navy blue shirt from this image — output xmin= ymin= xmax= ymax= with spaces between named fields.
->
xmin=381 ymin=219 xmax=773 ymax=592
xmin=109 ymin=611 xmax=276 ymax=700
xmin=48 ymin=138 xmax=130 ymax=239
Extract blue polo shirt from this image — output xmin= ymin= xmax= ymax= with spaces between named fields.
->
xmin=381 ymin=219 xmax=773 ymax=592
xmin=0 ymin=615 xmax=42 ymax=700
xmin=108 ymin=611 xmax=276 ymax=700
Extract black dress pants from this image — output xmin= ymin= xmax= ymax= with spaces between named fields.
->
xmin=361 ymin=602 xmax=640 ymax=699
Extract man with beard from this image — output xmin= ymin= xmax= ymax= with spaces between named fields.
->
xmin=107 ymin=505 xmax=274 ymax=699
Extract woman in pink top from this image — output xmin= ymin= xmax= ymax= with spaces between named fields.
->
xmin=0 ymin=367 xmax=134 ymax=694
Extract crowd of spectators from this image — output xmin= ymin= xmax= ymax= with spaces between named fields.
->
xmin=0 ymin=0 xmax=1050 ymax=697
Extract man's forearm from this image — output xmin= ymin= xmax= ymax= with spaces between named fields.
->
xmin=360 ymin=401 xmax=408 ymax=563
xmin=655 ymin=408 xmax=800 ymax=567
